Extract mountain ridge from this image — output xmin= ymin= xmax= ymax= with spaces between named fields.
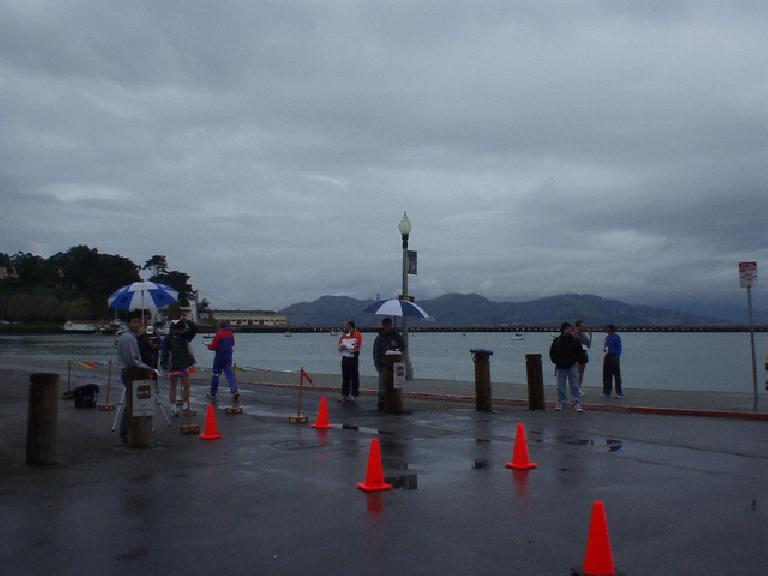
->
xmin=280 ymin=292 xmax=761 ymax=327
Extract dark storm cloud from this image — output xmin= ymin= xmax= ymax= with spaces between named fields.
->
xmin=1 ymin=1 xmax=766 ymax=309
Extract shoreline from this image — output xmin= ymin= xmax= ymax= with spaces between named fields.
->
xmin=3 ymin=355 xmax=766 ymax=420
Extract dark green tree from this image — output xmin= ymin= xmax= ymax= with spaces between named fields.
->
xmin=143 ymin=255 xmax=169 ymax=278
xmin=11 ymin=252 xmax=59 ymax=286
xmin=150 ymin=270 xmax=193 ymax=306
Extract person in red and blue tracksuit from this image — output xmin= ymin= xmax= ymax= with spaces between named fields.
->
xmin=207 ymin=321 xmax=238 ymax=402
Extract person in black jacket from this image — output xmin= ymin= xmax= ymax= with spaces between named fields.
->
xmin=372 ymin=318 xmax=405 ymax=410
xmin=549 ymin=322 xmax=587 ymax=412
xmin=161 ymin=321 xmax=196 ymax=415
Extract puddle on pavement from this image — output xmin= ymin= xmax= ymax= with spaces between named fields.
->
xmin=339 ymin=423 xmax=395 ymax=436
xmin=385 ymin=473 xmax=418 ymax=490
xmin=558 ymin=437 xmax=623 ymax=452
xmin=272 ymin=439 xmax=325 ymax=450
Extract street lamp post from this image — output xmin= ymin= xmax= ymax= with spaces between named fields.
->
xmin=399 ymin=212 xmax=413 ymax=380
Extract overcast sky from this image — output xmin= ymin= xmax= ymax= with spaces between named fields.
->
xmin=2 ymin=1 xmax=766 ymax=310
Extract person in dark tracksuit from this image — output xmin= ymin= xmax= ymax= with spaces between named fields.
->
xmin=602 ymin=324 xmax=623 ymax=398
xmin=207 ymin=321 xmax=237 ymax=402
xmin=549 ymin=322 xmax=587 ymax=412
xmin=372 ymin=318 xmax=405 ymax=411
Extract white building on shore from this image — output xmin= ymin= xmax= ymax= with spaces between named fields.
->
xmin=211 ymin=309 xmax=287 ymax=328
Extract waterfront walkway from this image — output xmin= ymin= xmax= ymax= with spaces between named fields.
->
xmin=3 ymin=362 xmax=768 ymax=575
xmin=1 ymin=355 xmax=766 ymax=419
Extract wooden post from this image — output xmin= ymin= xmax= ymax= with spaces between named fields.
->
xmin=126 ymin=367 xmax=154 ymax=448
xmin=27 ymin=373 xmax=59 ymax=465
xmin=526 ymin=354 xmax=545 ymax=410
xmin=471 ymin=350 xmax=493 ymax=412
xmin=384 ymin=351 xmax=403 ymax=414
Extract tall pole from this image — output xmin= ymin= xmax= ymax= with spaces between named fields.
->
xmin=748 ymin=284 xmax=758 ymax=411
xmin=402 ymin=232 xmax=412 ymax=380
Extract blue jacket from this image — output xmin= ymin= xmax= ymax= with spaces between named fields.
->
xmin=604 ymin=333 xmax=622 ymax=357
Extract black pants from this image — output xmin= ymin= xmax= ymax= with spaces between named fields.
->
xmin=602 ymin=354 xmax=623 ymax=395
xmin=341 ymin=355 xmax=360 ymax=398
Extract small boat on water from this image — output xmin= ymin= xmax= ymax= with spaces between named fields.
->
xmin=284 ymin=332 xmax=293 ymax=338
xmin=63 ymin=321 xmax=99 ymax=334
xmin=511 ymin=332 xmax=525 ymax=341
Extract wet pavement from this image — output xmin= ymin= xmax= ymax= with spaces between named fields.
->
xmin=2 ymin=365 xmax=768 ymax=575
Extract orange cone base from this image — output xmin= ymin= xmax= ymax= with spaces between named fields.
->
xmin=505 ymin=461 xmax=537 ymax=470
xmin=312 ymin=422 xmax=332 ymax=430
xmin=356 ymin=480 xmax=393 ymax=492
xmin=199 ymin=431 xmax=223 ymax=440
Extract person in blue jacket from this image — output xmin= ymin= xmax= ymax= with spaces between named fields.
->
xmin=602 ymin=324 xmax=624 ymax=398
xmin=207 ymin=320 xmax=237 ymax=402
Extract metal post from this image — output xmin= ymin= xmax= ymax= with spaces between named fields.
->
xmin=288 ymin=367 xmax=308 ymax=423
xmin=748 ymin=285 xmax=758 ymax=411
xmin=106 ymin=360 xmax=112 ymax=404
xmin=402 ymin=237 xmax=412 ymax=380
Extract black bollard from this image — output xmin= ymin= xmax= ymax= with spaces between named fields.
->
xmin=526 ymin=354 xmax=545 ymax=410
xmin=27 ymin=373 xmax=59 ymax=465
xmin=471 ymin=349 xmax=493 ymax=412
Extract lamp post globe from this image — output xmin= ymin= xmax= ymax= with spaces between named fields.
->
xmin=399 ymin=212 xmax=411 ymax=237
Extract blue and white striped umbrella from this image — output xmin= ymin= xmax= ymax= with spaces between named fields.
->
xmin=107 ymin=281 xmax=179 ymax=311
xmin=363 ymin=299 xmax=429 ymax=319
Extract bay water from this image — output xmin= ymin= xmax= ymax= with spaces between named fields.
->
xmin=1 ymin=331 xmax=766 ymax=393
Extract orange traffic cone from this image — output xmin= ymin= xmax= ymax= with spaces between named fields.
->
xmin=199 ymin=403 xmax=223 ymax=440
xmin=312 ymin=396 xmax=332 ymax=429
xmin=582 ymin=501 xmax=616 ymax=575
xmin=356 ymin=439 xmax=393 ymax=492
xmin=505 ymin=422 xmax=537 ymax=470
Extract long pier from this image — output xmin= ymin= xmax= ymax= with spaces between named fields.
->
xmin=250 ymin=325 xmax=768 ymax=334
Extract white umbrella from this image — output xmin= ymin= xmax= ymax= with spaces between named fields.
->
xmin=107 ymin=281 xmax=179 ymax=313
xmin=363 ymin=299 xmax=429 ymax=319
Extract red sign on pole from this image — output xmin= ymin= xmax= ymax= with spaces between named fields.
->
xmin=739 ymin=261 xmax=757 ymax=289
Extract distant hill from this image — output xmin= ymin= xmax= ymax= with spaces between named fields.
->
xmin=281 ymin=293 xmax=729 ymax=327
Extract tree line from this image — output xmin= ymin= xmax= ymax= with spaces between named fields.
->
xmin=0 ymin=246 xmax=203 ymax=322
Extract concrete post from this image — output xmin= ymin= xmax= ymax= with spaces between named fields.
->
xmin=471 ymin=350 xmax=493 ymax=412
xmin=127 ymin=367 xmax=154 ymax=448
xmin=27 ymin=373 xmax=59 ymax=465
xmin=384 ymin=350 xmax=403 ymax=414
xmin=526 ymin=354 xmax=545 ymax=410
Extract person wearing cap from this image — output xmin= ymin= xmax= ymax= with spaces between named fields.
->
xmin=549 ymin=322 xmax=587 ymax=411
xmin=138 ymin=322 xmax=161 ymax=370
xmin=161 ymin=320 xmax=196 ymax=415
xmin=206 ymin=320 xmax=237 ymax=402
xmin=574 ymin=320 xmax=592 ymax=395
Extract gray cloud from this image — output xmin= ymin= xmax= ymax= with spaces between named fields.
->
xmin=1 ymin=1 xmax=766 ymax=311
